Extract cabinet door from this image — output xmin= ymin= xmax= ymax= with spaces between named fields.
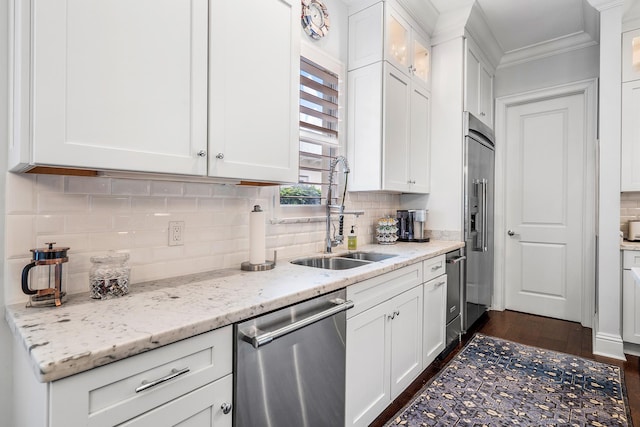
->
xmin=208 ymin=0 xmax=299 ymax=183
xmin=622 ymin=81 xmax=640 ymax=191
xmin=348 ymin=2 xmax=384 ymax=71
xmin=345 ymin=301 xmax=392 ymax=427
xmin=465 ymin=38 xmax=493 ymax=128
xmin=423 ymin=275 xmax=447 ymax=368
xmin=465 ymin=41 xmax=481 ymax=119
xmin=623 ymin=270 xmax=640 ymax=344
xmin=29 ymin=0 xmax=209 ymax=175
xmin=409 ymin=84 xmax=431 ymax=193
xmin=383 ymin=63 xmax=411 ymax=192
xmin=411 ymin=31 xmax=431 ymax=90
xmin=385 ymin=7 xmax=411 ymax=76
xmin=389 ymin=286 xmax=423 ymax=398
xmin=479 ymin=64 xmax=494 ymax=126
xmin=120 ymin=375 xmax=233 ymax=427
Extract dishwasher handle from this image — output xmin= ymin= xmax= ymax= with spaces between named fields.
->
xmin=241 ymin=298 xmax=354 ymax=349
xmin=446 ymin=255 xmax=466 ymax=265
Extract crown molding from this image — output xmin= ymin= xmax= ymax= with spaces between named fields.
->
xmin=587 ymin=0 xmax=624 ymax=11
xmin=497 ymin=31 xmax=598 ymax=69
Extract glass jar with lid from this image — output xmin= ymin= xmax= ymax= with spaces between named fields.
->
xmin=89 ymin=252 xmax=130 ymax=299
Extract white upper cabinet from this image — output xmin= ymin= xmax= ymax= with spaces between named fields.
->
xmin=10 ymin=0 xmax=300 ymax=183
xmin=208 ymin=0 xmax=300 ymax=183
xmin=621 ymin=80 xmax=640 ymax=191
xmin=465 ymin=36 xmax=494 ymax=129
xmin=348 ymin=61 xmax=431 ymax=193
xmin=347 ymin=0 xmax=431 ymax=193
xmin=11 ymin=0 xmax=209 ymax=175
xmin=348 ymin=1 xmax=431 ymax=89
xmin=623 ymin=28 xmax=640 ymax=83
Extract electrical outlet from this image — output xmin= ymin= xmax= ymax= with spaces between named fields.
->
xmin=168 ymin=221 xmax=184 ymax=246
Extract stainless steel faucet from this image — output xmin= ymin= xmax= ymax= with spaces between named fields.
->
xmin=325 ymin=156 xmax=363 ymax=253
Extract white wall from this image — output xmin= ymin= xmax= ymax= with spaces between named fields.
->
xmin=495 ymin=45 xmax=600 ymax=98
xmin=0 ymin=0 xmax=13 ymax=425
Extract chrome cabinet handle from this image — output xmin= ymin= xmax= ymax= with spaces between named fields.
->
xmin=240 ymin=299 xmax=354 ymax=349
xmin=197 ymin=150 xmax=207 ymax=157
xmin=215 ymin=153 xmax=224 ymax=159
xmin=221 ymin=402 xmax=232 ymax=415
xmin=435 ymin=281 xmax=446 ymax=287
xmin=388 ymin=310 xmax=400 ymax=320
xmin=431 ymin=264 xmax=442 ymax=272
xmin=135 ymin=367 xmax=190 ymax=393
xmin=507 ymin=230 xmax=515 ymax=236
xmin=480 ymin=112 xmax=486 ymax=117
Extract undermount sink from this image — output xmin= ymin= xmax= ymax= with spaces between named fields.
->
xmin=290 ymin=252 xmax=397 ymax=270
xmin=339 ymin=252 xmax=397 ymax=262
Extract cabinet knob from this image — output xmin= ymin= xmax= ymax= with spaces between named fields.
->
xmin=221 ymin=402 xmax=232 ymax=415
xmin=197 ymin=150 xmax=207 ymax=157
xmin=216 ymin=153 xmax=225 ymax=160
xmin=480 ymin=112 xmax=486 ymax=117
xmin=407 ymin=180 xmax=416 ymax=184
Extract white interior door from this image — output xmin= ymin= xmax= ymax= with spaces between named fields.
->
xmin=504 ymin=93 xmax=586 ymax=322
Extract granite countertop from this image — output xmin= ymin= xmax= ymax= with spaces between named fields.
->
xmin=621 ymin=240 xmax=640 ymax=250
xmin=5 ymin=240 xmax=464 ymax=383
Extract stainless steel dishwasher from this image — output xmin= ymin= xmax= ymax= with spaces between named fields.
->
xmin=234 ymin=288 xmax=353 ymax=427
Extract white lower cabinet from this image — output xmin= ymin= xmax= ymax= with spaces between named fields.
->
xmin=423 ymin=274 xmax=447 ymax=369
xmin=623 ymin=250 xmax=640 ymax=344
xmin=346 ymin=285 xmax=423 ymax=427
xmin=14 ymin=326 xmax=233 ymax=427
xmin=345 ymin=264 xmax=423 ymax=427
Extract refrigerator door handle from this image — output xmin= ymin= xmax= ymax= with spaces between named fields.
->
xmin=480 ymin=179 xmax=488 ymax=252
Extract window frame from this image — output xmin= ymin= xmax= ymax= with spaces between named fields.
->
xmin=273 ymin=42 xmax=346 ymax=221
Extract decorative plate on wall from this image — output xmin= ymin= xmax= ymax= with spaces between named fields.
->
xmin=301 ymin=0 xmax=330 ymax=40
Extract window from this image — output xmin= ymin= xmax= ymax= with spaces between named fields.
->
xmin=280 ymin=50 xmax=342 ymax=208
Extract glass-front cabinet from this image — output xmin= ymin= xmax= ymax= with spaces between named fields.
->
xmin=348 ymin=0 xmax=431 ymax=90
xmin=386 ymin=5 xmax=430 ymax=89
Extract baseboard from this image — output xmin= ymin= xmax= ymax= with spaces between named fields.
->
xmin=593 ymin=330 xmax=626 ymax=360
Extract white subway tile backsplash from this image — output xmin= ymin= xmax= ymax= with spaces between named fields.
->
xmin=64 ymin=214 xmax=112 ymax=233
xmin=131 ymin=197 xmax=167 ymax=212
xmin=111 ymin=179 xmax=151 ymax=196
xmin=132 ymin=229 xmax=167 ymax=248
xmin=35 ymin=215 xmax=65 ymax=234
xmin=150 ymin=181 xmax=183 ymax=197
xmin=6 ymin=173 xmax=35 ymax=213
xmin=90 ymin=196 xmax=131 ymax=213
xmin=198 ymin=198 xmax=224 ymax=212
xmin=65 ymin=176 xmax=110 ymax=194
xmin=38 ymin=193 xmax=89 ymax=213
xmin=5 ymin=173 xmax=402 ymax=303
xmin=35 ymin=174 xmax=64 ymax=193
xmin=167 ymin=197 xmax=198 ymax=212
xmin=184 ymin=182 xmax=213 ymax=197
xmin=5 ymin=215 xmax=36 ymax=258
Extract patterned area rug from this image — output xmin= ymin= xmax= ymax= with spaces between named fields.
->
xmin=386 ymin=334 xmax=631 ymax=426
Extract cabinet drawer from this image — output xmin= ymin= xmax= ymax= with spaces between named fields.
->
xmin=623 ymin=250 xmax=640 ymax=269
xmin=50 ymin=326 xmax=232 ymax=427
xmin=347 ymin=263 xmax=423 ymax=318
xmin=423 ymin=255 xmax=446 ymax=282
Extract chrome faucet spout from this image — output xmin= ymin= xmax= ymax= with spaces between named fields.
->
xmin=326 ymin=156 xmax=351 ymax=253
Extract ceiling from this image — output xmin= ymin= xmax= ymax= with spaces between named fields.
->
xmin=427 ymin=0 xmax=600 ymax=67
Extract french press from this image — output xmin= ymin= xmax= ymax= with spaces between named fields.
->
xmin=21 ymin=242 xmax=70 ymax=307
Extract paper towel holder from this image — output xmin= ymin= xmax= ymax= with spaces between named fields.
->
xmin=241 ymin=250 xmax=277 ymax=271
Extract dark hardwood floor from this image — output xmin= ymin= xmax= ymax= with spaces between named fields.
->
xmin=371 ymin=310 xmax=640 ymax=427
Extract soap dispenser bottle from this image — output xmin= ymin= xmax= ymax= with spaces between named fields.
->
xmin=348 ymin=225 xmax=358 ymax=251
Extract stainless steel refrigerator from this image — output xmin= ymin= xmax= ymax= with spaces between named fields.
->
xmin=463 ymin=112 xmax=495 ymax=331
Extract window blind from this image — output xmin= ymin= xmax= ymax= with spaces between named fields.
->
xmin=280 ymin=56 xmax=340 ymax=206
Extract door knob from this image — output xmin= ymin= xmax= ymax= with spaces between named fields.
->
xmin=507 ymin=230 xmax=516 ymax=236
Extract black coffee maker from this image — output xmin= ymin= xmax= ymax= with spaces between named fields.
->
xmin=396 ymin=210 xmax=429 ymax=242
